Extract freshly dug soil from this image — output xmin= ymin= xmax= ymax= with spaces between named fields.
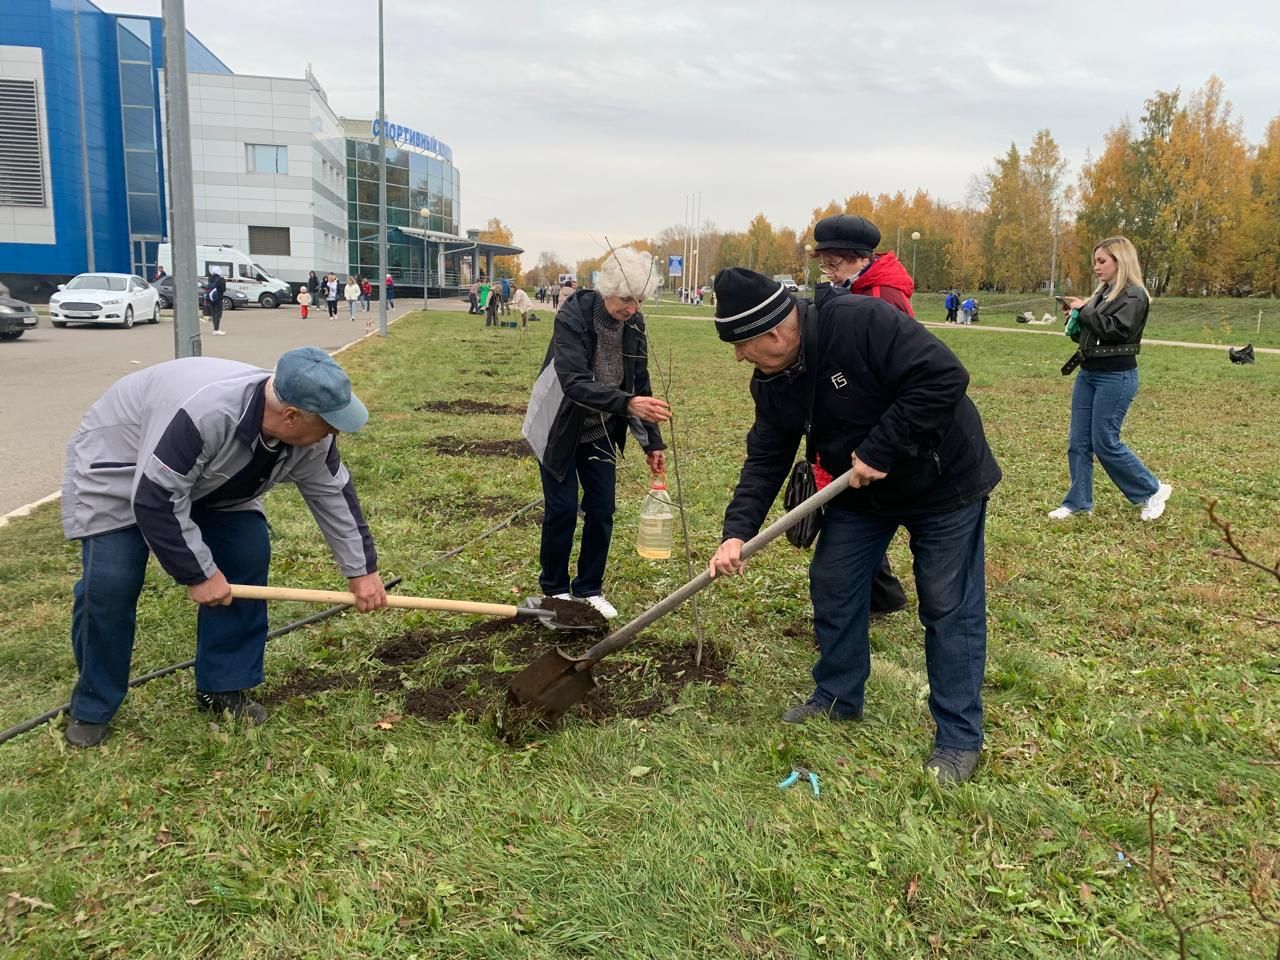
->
xmin=425 ymin=436 xmax=530 ymax=458
xmin=535 ymin=596 xmax=609 ymax=630
xmin=412 ymin=494 xmax=542 ymax=525
xmin=276 ymin=610 xmax=729 ymax=734
xmin=416 ymin=399 xmax=526 ymax=415
xmin=262 ymin=666 xmax=402 ymax=704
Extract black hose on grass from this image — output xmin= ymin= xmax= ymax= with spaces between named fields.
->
xmin=0 ymin=496 xmax=547 ymax=747
xmin=0 ymin=576 xmax=404 ymax=747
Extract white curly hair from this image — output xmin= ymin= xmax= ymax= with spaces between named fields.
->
xmin=595 ymin=247 xmax=659 ymax=301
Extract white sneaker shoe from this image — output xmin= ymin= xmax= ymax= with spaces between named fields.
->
xmin=212 ymin=330 xmax=226 ymax=336
xmin=550 ymin=592 xmax=571 ymax=601
xmin=1047 ymin=506 xmax=1089 ymax=520
xmin=575 ymin=594 xmax=618 ymax=619
xmin=1140 ymin=482 xmax=1172 ymax=521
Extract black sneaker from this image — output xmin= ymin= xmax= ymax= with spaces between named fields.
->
xmin=195 ymin=690 xmax=269 ymax=726
xmin=780 ymin=698 xmax=862 ymax=724
xmin=64 ymin=718 xmax=110 ymax=749
xmin=924 ymin=746 xmax=981 ymax=784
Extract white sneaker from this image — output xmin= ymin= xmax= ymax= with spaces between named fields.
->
xmin=212 ymin=330 xmax=226 ymax=336
xmin=575 ymin=594 xmax=618 ymax=619
xmin=1140 ymin=482 xmax=1172 ymax=521
xmin=550 ymin=592 xmax=571 ymax=601
xmin=1047 ymin=506 xmax=1089 ymax=520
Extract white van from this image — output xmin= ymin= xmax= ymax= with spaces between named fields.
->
xmin=156 ymin=243 xmax=293 ymax=308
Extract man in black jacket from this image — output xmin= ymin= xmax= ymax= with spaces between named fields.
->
xmin=708 ymin=268 xmax=1001 ymax=783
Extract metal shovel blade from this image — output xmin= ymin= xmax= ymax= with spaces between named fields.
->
xmin=507 ymin=646 xmax=597 ymax=721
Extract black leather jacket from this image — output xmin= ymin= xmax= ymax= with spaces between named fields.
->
xmin=1078 ymin=283 xmax=1148 ymax=359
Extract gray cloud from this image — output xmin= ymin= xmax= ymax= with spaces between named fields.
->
xmin=107 ymin=0 xmax=1280 ymax=265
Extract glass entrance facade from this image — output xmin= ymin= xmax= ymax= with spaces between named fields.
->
xmin=345 ymin=138 xmax=460 ymax=283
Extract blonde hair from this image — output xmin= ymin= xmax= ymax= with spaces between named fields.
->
xmin=597 ymin=247 xmax=659 ymax=301
xmin=1093 ymin=236 xmax=1150 ymax=303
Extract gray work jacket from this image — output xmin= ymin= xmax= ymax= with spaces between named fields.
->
xmin=62 ymin=357 xmax=377 ymax=585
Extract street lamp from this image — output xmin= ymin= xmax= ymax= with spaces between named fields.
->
xmin=419 ymin=206 xmax=431 ymax=311
xmin=910 ymin=231 xmax=921 ymax=281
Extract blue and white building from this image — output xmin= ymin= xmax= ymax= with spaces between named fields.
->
xmin=0 ymin=0 xmax=517 ymax=300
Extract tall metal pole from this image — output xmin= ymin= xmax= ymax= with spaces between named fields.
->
xmin=681 ymin=195 xmax=689 ymax=302
xmin=73 ymin=2 xmax=95 ymax=273
xmin=161 ymin=0 xmax=199 ymax=358
xmin=376 ymin=0 xmax=388 ymax=336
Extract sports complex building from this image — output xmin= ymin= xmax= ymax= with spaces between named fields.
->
xmin=0 ymin=0 xmax=520 ymax=299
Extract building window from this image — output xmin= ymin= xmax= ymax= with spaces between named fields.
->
xmin=248 ymin=226 xmax=291 ymax=256
xmin=246 ymin=144 xmax=288 ymax=174
xmin=0 ymin=78 xmax=46 ymax=207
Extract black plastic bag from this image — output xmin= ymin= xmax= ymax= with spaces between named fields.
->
xmin=783 ymin=460 xmax=823 ymax=548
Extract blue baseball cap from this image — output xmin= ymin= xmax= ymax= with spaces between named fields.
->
xmin=273 ymin=346 xmax=368 ymax=433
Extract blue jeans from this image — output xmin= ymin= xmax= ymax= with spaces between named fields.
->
xmin=807 ymin=500 xmax=989 ymax=750
xmin=538 ymin=437 xmax=616 ymax=597
xmin=69 ymin=509 xmax=271 ymax=724
xmin=1062 ymin=368 xmax=1159 ymax=511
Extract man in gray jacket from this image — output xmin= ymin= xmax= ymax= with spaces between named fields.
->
xmin=61 ymin=346 xmax=387 ymax=748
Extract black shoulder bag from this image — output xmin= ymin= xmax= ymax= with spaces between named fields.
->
xmin=783 ymin=342 xmax=823 ymax=548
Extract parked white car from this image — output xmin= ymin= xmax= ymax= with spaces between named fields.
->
xmin=49 ymin=273 xmax=160 ymax=328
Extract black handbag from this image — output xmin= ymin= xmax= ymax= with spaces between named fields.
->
xmin=783 ymin=340 xmax=823 ymax=548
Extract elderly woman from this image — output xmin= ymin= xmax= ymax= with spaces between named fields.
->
xmin=522 ymin=248 xmax=671 ymax=619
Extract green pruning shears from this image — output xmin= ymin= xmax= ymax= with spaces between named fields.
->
xmin=778 ymin=766 xmax=820 ymax=798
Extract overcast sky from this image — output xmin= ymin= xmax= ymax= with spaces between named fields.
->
xmin=108 ymin=0 xmax=1279 ymax=266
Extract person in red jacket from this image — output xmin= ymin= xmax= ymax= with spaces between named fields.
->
xmin=812 ymin=214 xmax=915 ymax=315
xmin=809 ymin=214 xmax=915 ymax=618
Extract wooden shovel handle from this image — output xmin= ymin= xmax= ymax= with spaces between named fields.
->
xmin=228 ymin=584 xmax=520 ymax=618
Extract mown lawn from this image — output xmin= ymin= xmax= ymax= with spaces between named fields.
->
xmin=1 ymin=307 xmax=1277 ymax=958
xmin=647 ymin=292 xmax=1280 ymax=349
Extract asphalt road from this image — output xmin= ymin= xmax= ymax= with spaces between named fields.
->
xmin=0 ymin=298 xmax=441 ymax=519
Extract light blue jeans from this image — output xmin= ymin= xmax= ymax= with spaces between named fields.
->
xmin=1062 ymin=368 xmax=1160 ymax=511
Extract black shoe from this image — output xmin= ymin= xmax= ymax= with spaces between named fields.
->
xmin=64 ymin=718 xmax=110 ymax=748
xmin=924 ymin=746 xmax=981 ymax=783
xmin=195 ymin=690 xmax=269 ymax=726
xmin=780 ymin=698 xmax=862 ymax=724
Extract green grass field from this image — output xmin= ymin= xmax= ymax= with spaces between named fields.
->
xmin=1 ymin=307 xmax=1277 ymax=958
xmin=646 ymin=291 xmax=1280 ymax=350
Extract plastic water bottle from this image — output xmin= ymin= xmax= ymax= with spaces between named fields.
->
xmin=636 ymin=477 xmax=674 ymax=559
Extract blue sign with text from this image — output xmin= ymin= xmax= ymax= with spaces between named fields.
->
xmin=370 ymin=118 xmax=453 ymax=162
xmin=668 ymin=254 xmax=683 ymax=277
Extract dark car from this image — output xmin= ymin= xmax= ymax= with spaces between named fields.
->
xmin=154 ymin=275 xmax=248 ymax=310
xmin=0 ymin=282 xmax=39 ymax=341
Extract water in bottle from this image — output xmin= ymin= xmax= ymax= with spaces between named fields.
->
xmin=636 ymin=478 xmax=674 ymax=559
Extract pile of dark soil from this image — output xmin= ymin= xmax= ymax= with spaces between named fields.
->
xmin=425 ymin=436 xmax=530 ymax=458
xmin=261 ymin=666 xmax=402 ymax=704
xmin=535 ymin=596 xmax=609 ymax=630
xmin=416 ymin=399 xmax=525 ymax=415
xmin=264 ymin=605 xmax=730 ymax=732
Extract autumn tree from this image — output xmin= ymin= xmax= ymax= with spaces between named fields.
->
xmin=478 ymin=217 xmax=522 ymax=280
xmin=1242 ymin=116 xmax=1280 ymax=295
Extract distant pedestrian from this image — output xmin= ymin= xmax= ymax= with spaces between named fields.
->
xmin=468 ymin=280 xmax=480 ymax=314
xmin=944 ymin=290 xmax=959 ymax=323
xmin=344 ymin=277 xmax=360 ymax=320
xmin=307 ymin=270 xmax=320 ymax=308
xmin=385 ymin=274 xmax=395 ymax=308
xmin=325 ymin=274 xmax=339 ymax=318
xmin=207 ymin=266 xmax=227 ymax=335
xmin=297 ymin=287 xmax=311 ymax=319
xmin=485 ymin=282 xmax=501 ymax=326
xmin=152 ymin=266 xmax=167 ymax=283
xmin=500 ymin=276 xmax=512 ymax=315
xmin=551 ymin=282 xmax=561 ymax=308
xmin=511 ymin=286 xmax=533 ymax=326
xmin=960 ymin=297 xmax=976 ymax=324
xmin=359 ymin=277 xmax=372 ymax=312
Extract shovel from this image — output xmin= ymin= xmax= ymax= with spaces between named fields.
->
xmin=509 ymin=467 xmax=856 ymax=720
xmin=227 ymin=584 xmax=593 ymax=629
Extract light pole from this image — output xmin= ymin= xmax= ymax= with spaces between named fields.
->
xmin=419 ymin=206 xmax=431 ymax=312
xmin=910 ymin=231 xmax=921 ymax=281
